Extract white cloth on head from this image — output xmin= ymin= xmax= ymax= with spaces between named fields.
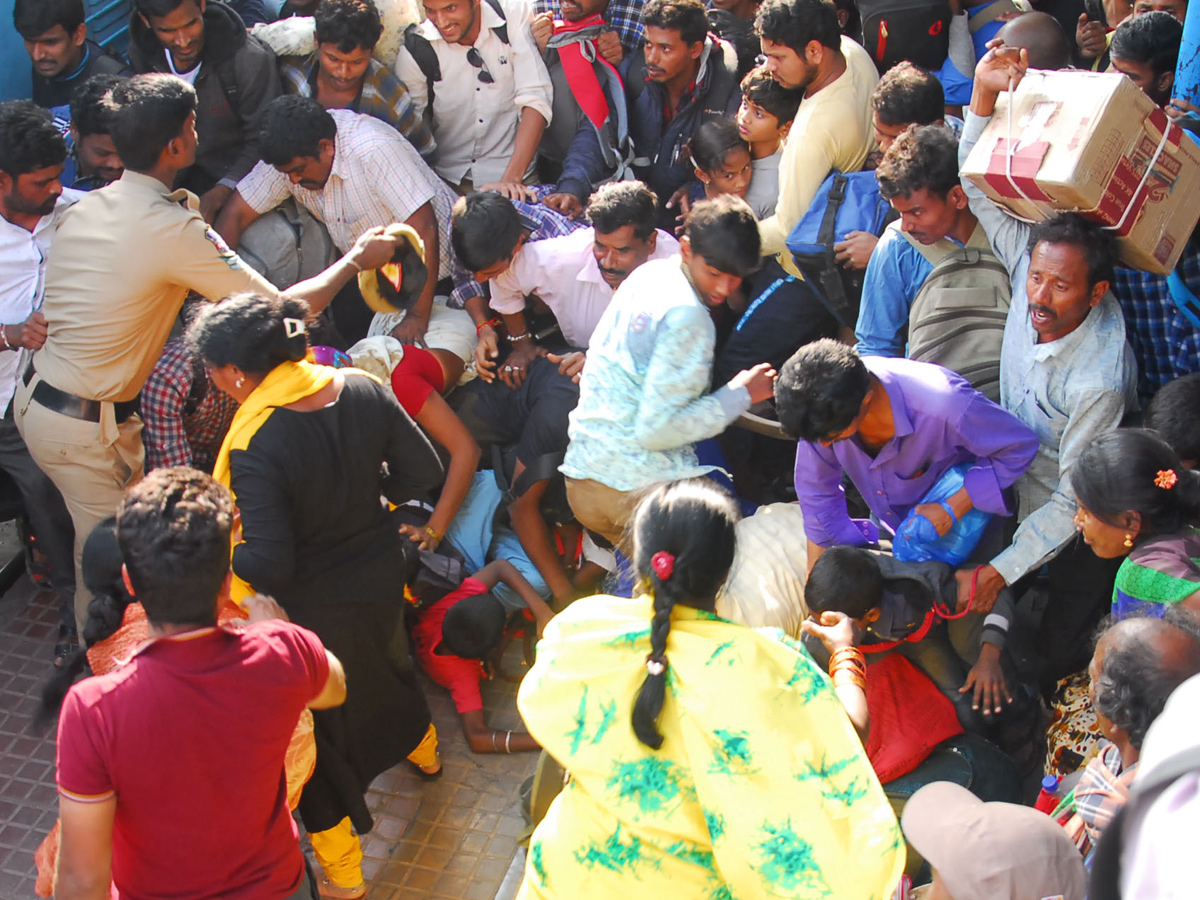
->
xmin=346 ymin=335 xmax=406 ymax=382
xmin=367 ymin=296 xmax=478 ymax=383
xmin=717 ymin=502 xmax=809 ymax=638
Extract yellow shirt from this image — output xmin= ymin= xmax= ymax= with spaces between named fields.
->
xmin=34 ymin=171 xmax=275 ymax=402
xmin=517 ymin=595 xmax=904 ymax=900
xmin=759 ymin=36 xmax=879 ymax=277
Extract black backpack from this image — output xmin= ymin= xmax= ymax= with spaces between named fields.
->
xmin=858 ymin=0 xmax=952 ymax=75
xmin=403 ymin=0 xmax=508 ymax=126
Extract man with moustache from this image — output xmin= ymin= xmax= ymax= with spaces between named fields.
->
xmin=957 ymin=46 xmax=1138 ymax=690
xmin=623 ymin=0 xmax=742 ymax=230
xmin=470 ymin=181 xmax=678 ymax=385
xmin=14 ymin=0 xmax=130 ymax=121
xmin=0 ymin=102 xmax=80 ymax=664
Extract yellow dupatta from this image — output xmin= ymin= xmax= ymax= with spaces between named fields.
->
xmin=212 ymin=359 xmax=335 ymax=604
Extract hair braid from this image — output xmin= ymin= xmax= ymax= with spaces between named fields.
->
xmin=631 ymin=581 xmax=677 ymax=749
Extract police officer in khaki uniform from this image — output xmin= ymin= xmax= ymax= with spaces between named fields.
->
xmin=15 ymin=74 xmax=398 ymax=633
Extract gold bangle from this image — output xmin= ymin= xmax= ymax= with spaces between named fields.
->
xmin=829 ymin=647 xmax=866 ymax=668
xmin=423 ymin=524 xmax=442 ymax=543
xmin=832 ymin=669 xmax=867 ymax=691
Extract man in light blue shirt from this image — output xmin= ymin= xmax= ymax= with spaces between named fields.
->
xmin=958 ymin=46 xmax=1138 ymax=689
xmin=561 ymin=196 xmax=776 ymax=546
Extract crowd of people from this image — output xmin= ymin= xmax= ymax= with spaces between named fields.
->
xmin=5 ymin=0 xmax=1200 ymax=897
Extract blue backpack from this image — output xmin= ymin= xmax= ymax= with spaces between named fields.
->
xmin=786 ymin=170 xmax=893 ymax=328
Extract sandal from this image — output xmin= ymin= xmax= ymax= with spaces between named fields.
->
xmin=316 ymin=876 xmax=366 ymax=900
xmin=411 ymin=760 xmax=443 ymax=781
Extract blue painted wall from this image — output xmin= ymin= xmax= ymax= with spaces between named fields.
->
xmin=1 ymin=0 xmax=132 ymax=101
xmin=0 ymin=0 xmax=32 ymax=101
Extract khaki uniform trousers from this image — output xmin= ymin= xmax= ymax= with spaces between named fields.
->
xmin=15 ymin=372 xmax=144 ymax=634
xmin=564 ymin=477 xmax=644 ymax=551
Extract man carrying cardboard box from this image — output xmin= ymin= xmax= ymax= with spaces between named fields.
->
xmin=954 ymin=44 xmax=1139 ymax=692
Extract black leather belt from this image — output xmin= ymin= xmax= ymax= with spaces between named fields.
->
xmin=23 ymin=366 xmax=139 ymax=423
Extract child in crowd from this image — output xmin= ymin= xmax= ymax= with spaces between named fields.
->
xmin=735 ymin=65 xmax=802 ymax=219
xmin=678 ymin=119 xmax=755 ymax=230
xmin=805 ymin=545 xmax=1020 ymax=732
xmin=412 ymin=559 xmax=554 ymax=754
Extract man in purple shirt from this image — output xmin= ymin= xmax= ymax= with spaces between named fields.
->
xmin=775 ymin=339 xmax=1039 ymax=569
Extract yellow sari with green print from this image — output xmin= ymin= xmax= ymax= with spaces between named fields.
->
xmin=517 ymin=594 xmax=905 ymax=900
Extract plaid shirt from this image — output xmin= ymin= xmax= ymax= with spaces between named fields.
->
xmin=278 ymin=54 xmax=437 ymax=160
xmin=448 ymin=188 xmax=585 ymax=308
xmin=1112 ymin=242 xmax=1200 ymax=405
xmin=141 ymin=338 xmax=238 ymax=474
xmin=534 ymin=0 xmax=644 ymax=55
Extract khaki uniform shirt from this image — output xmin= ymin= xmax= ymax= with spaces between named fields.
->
xmin=34 ymin=170 xmax=276 ymax=402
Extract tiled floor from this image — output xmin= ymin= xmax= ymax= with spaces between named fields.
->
xmin=0 ymin=574 xmax=536 ymax=900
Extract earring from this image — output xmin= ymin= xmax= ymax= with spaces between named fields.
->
xmin=1124 ymin=533 xmax=1134 ymax=549
xmin=235 ymin=376 xmax=244 ymax=389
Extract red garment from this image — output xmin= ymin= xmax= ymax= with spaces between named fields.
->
xmin=56 ymin=620 xmax=329 ymax=900
xmin=389 ymin=345 xmax=446 ymax=418
xmin=552 ymin=16 xmax=620 ymax=130
xmin=412 ymin=577 xmax=489 ymax=714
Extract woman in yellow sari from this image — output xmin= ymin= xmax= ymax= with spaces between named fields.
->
xmin=518 ymin=480 xmax=905 ymax=900
xmin=190 ymin=294 xmax=445 ymax=899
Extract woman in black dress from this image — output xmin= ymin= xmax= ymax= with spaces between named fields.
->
xmin=189 ymin=293 xmax=445 ymax=900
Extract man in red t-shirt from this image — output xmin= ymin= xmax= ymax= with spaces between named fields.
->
xmin=412 ymin=559 xmax=552 ymax=754
xmin=54 ymin=468 xmax=347 ymax=900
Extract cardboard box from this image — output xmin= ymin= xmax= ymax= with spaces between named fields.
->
xmin=960 ymin=69 xmax=1200 ymax=274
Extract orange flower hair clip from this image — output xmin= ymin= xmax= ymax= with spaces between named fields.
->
xmin=1155 ymin=469 xmax=1178 ymax=490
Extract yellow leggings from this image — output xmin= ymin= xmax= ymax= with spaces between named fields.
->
xmin=309 ymin=723 xmax=440 ymax=887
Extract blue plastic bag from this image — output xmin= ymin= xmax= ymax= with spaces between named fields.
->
xmin=892 ymin=463 xmax=992 ymax=566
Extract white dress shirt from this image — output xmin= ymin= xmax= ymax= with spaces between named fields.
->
xmin=488 ymin=227 xmax=680 ymax=348
xmin=0 ymin=191 xmax=80 ymax=411
xmin=237 ymin=109 xmax=458 ymax=280
xmin=394 ymin=0 xmax=553 ymax=186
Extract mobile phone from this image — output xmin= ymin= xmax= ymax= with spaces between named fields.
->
xmin=1084 ymin=0 xmax=1106 ymax=24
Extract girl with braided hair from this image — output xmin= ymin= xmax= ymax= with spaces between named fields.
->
xmin=515 ymin=479 xmax=904 ymax=900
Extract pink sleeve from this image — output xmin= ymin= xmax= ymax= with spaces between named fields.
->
xmin=56 ymin=688 xmax=116 ymax=803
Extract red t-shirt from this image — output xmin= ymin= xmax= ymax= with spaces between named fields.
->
xmin=56 ymin=619 xmax=329 ymax=900
xmin=412 ymin=577 xmax=488 ymax=714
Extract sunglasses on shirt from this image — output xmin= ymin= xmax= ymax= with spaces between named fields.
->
xmin=466 ymin=47 xmax=495 ymax=84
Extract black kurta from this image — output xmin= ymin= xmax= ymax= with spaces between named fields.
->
xmin=230 ymin=373 xmax=444 ymax=833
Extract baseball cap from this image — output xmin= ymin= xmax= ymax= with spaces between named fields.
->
xmin=357 ymin=223 xmax=429 ymax=314
xmin=902 ymin=781 xmax=1086 ymax=900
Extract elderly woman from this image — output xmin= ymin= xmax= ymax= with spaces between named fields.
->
xmin=1053 ymin=615 xmax=1200 ymax=870
xmin=189 ymin=294 xmax=444 ymax=900
xmin=516 ymin=479 xmax=903 ymax=900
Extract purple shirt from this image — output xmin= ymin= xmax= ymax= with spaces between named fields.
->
xmin=795 ymin=357 xmax=1039 ymax=548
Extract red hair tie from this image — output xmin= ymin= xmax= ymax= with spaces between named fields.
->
xmin=650 ymin=551 xmax=675 ymax=580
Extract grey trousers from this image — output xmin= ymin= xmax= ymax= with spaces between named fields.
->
xmin=0 ymin=413 xmax=76 ymax=632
